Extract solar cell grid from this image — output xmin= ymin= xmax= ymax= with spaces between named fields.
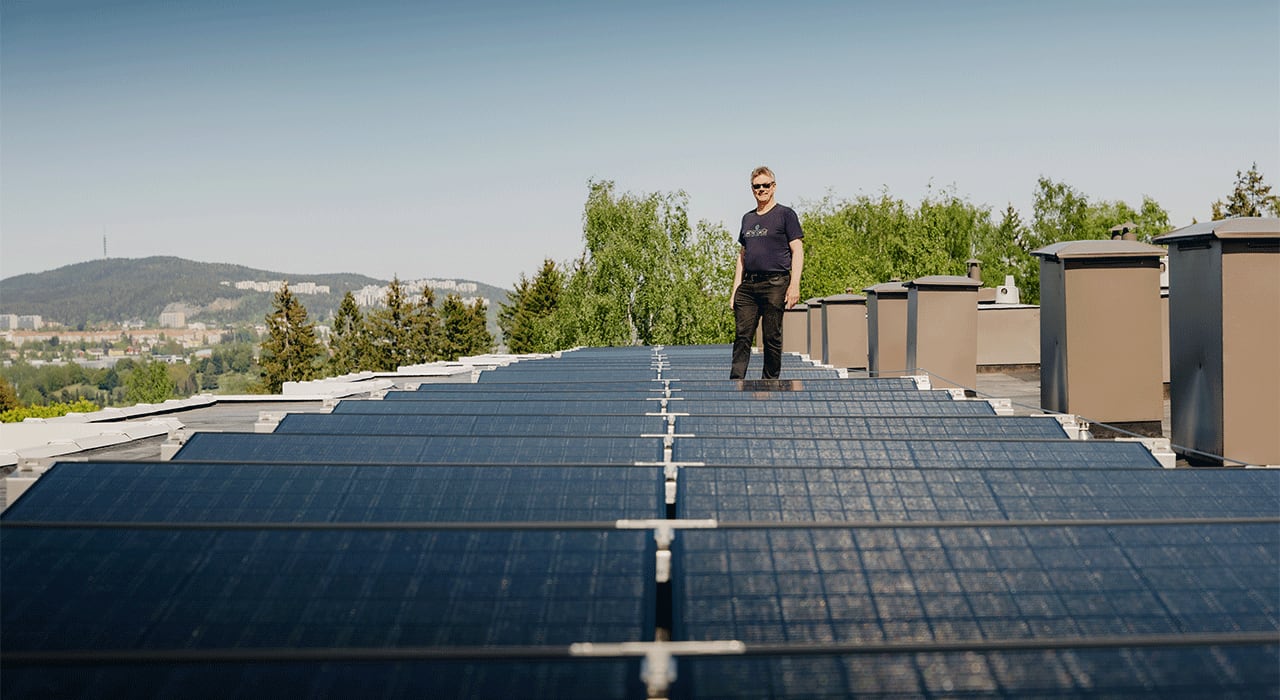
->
xmin=383 ymin=390 xmax=668 ymax=401
xmin=4 ymin=659 xmax=644 ymax=700
xmin=2 ymin=528 xmax=655 ymax=652
xmin=680 ymin=399 xmax=997 ymax=416
xmin=673 ymin=437 xmax=1160 ymax=468
xmin=676 ymin=415 xmax=1069 ymax=439
xmin=2 ymin=462 xmax=667 ymax=523
xmin=6 ymin=342 xmax=1276 ymax=699
xmin=414 ymin=381 xmax=665 ymax=392
xmin=331 ymin=400 xmax=661 ymax=416
xmin=671 ymin=646 xmax=1280 ymax=699
xmin=677 ymin=467 xmax=1280 ymax=522
xmin=658 ymin=390 xmax=953 ymax=402
xmin=674 ymin=523 xmax=1278 ymax=645
xmin=275 ymin=413 xmax=665 ymax=436
xmin=173 ymin=433 xmax=663 ymax=464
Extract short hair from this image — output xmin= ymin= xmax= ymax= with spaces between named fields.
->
xmin=750 ymin=166 xmax=774 ymax=181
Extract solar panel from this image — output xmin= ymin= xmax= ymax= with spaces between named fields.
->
xmin=4 ymin=659 xmax=644 ymax=700
xmin=6 ymin=342 xmax=1275 ymax=699
xmin=332 ymin=400 xmax=662 ymax=416
xmin=677 ymin=467 xmax=1280 ymax=521
xmin=673 ymin=437 xmax=1159 ymax=468
xmin=479 ymin=372 xmax=663 ymax=383
xmin=3 ymin=462 xmax=666 ymax=523
xmin=662 ymin=390 xmax=955 ymax=403
xmin=676 ymin=416 xmax=1069 ymax=439
xmin=674 ymin=523 xmax=1278 ymax=643
xmin=679 ymin=399 xmax=997 ymax=416
xmin=670 ymin=646 xmax=1280 ymax=699
xmin=275 ymin=413 xmax=665 ymax=437
xmin=383 ymin=390 xmax=669 ymax=402
xmin=173 ymin=433 xmax=664 ymax=464
xmin=414 ymin=378 xmax=920 ymax=393
xmin=414 ymin=381 xmax=665 ymax=392
xmin=2 ymin=527 xmax=655 ymax=651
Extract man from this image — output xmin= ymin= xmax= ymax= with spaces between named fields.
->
xmin=730 ymin=165 xmax=804 ymax=379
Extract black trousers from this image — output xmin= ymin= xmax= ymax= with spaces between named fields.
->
xmin=730 ymin=273 xmax=789 ymax=379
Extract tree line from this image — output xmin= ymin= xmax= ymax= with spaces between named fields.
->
xmin=258 ymin=279 xmax=493 ymax=392
xmin=499 ymin=164 xmax=1278 ymax=353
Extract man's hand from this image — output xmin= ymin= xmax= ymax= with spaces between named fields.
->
xmin=729 ymin=286 xmax=738 ymax=311
xmin=786 ymin=284 xmax=801 ymax=309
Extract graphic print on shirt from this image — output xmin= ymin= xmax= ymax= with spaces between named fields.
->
xmin=743 ymin=224 xmax=770 ymax=238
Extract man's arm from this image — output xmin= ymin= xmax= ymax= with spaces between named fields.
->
xmin=730 ymin=247 xmax=744 ymax=310
xmin=786 ymin=239 xmax=804 ymax=309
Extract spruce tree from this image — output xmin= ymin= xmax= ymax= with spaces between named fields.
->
xmin=365 ymin=277 xmax=410 ymax=371
xmin=499 ymin=259 xmax=563 ymax=354
xmin=259 ymin=281 xmax=323 ymax=393
xmin=1212 ymin=162 xmax=1280 ymax=218
xmin=439 ymin=294 xmax=493 ymax=360
xmin=405 ymin=286 xmax=441 ymax=364
xmin=328 ymin=291 xmax=366 ymax=374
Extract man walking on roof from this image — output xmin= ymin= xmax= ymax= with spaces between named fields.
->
xmin=729 ymin=165 xmax=805 ymax=380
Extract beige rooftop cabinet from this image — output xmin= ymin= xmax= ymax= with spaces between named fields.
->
xmin=1154 ymin=218 xmax=1280 ymax=466
xmin=1032 ymin=240 xmax=1165 ymax=436
xmin=906 ymin=276 xmax=980 ymax=389
xmin=821 ymin=292 xmax=868 ymax=369
xmin=782 ymin=302 xmax=808 ymax=354
xmin=804 ymin=298 xmax=824 ymax=359
xmin=864 ymin=281 xmax=909 ymax=377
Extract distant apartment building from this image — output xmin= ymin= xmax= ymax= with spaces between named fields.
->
xmin=227 ymin=280 xmax=330 ymax=295
xmin=159 ymin=311 xmax=186 ymax=328
xmin=17 ymin=315 xmax=44 ymax=330
xmin=354 ymin=279 xmax=485 ymax=308
xmin=0 ymin=314 xmax=18 ymax=330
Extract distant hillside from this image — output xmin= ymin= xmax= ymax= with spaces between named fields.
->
xmin=0 ymin=257 xmax=509 ymax=329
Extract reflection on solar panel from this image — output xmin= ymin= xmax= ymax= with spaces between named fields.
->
xmin=676 ymin=415 xmax=1069 ymax=439
xmin=384 ymin=390 xmax=670 ymax=401
xmin=672 ymin=647 xmax=1279 ymax=699
xmin=3 ymin=462 xmax=666 ymax=523
xmin=276 ymin=413 xmax=665 ymax=436
xmin=3 ymin=527 xmax=653 ymax=649
xmin=3 ymin=344 xmax=1277 ymax=698
xmin=6 ymin=659 xmax=643 ymax=700
xmin=173 ymin=433 xmax=663 ymax=464
xmin=680 ymin=399 xmax=998 ymax=416
xmin=332 ymin=399 xmax=659 ymax=416
xmin=675 ymin=524 xmax=1278 ymax=643
xmin=674 ymin=437 xmax=1159 ymax=468
xmin=677 ymin=467 xmax=1280 ymax=521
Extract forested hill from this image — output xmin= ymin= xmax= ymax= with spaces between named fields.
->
xmin=0 ymin=257 xmax=507 ymax=328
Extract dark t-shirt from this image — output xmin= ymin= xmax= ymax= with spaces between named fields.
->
xmin=739 ymin=204 xmax=803 ymax=274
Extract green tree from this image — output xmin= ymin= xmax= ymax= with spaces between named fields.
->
xmin=124 ymin=361 xmax=175 ymax=404
xmin=438 ymin=294 xmax=493 ymax=360
xmin=499 ymin=259 xmax=564 ymax=354
xmin=1211 ymin=162 xmax=1280 ymax=218
xmin=1023 ymin=177 xmax=1172 ymax=303
xmin=364 ymin=277 xmax=412 ymax=371
xmin=798 ymin=187 xmax=999 ymax=300
xmin=365 ymin=279 xmax=441 ymax=370
xmin=327 ymin=291 xmax=366 ymax=375
xmin=258 ymin=281 xmax=323 ymax=393
xmin=404 ymin=286 xmax=441 ymax=364
xmin=0 ymin=376 xmax=20 ymax=412
xmin=551 ymin=180 xmax=737 ymax=347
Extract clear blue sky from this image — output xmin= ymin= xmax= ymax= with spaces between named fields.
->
xmin=3 ymin=0 xmax=1277 ymax=288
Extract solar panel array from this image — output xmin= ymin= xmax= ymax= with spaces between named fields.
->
xmin=3 ymin=344 xmax=1277 ymax=698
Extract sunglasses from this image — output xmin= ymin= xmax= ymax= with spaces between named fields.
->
xmin=752 ymin=182 xmax=775 ymax=191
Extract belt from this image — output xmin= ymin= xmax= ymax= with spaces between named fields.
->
xmin=742 ymin=271 xmax=788 ymax=282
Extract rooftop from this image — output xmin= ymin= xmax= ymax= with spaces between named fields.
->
xmin=1 ymin=346 xmax=1275 ymax=698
